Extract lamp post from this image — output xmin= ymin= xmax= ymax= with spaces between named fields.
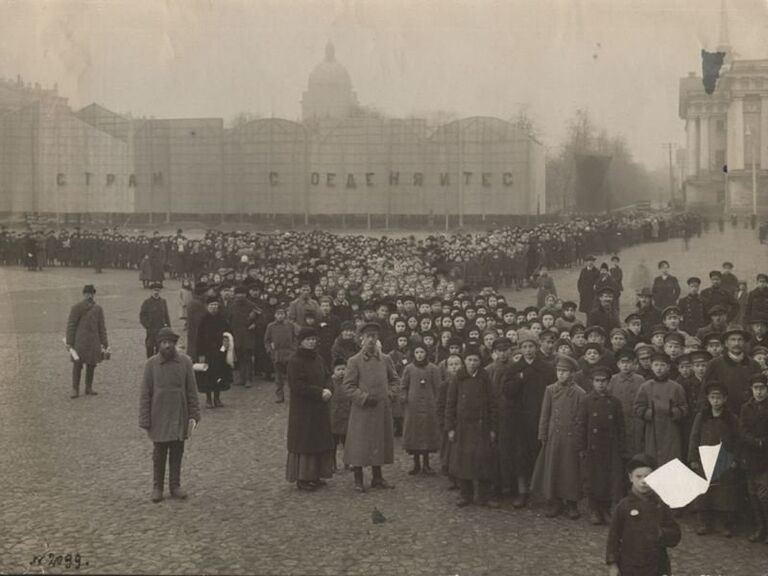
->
xmin=746 ymin=126 xmax=757 ymax=216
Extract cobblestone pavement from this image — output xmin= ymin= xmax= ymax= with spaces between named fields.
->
xmin=1 ymin=226 xmax=767 ymax=576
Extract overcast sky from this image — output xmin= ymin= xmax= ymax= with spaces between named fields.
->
xmin=1 ymin=0 xmax=767 ymax=169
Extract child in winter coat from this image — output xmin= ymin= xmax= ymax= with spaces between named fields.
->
xmin=531 ymin=354 xmax=586 ymax=520
xmin=608 ymin=348 xmax=645 ymax=462
xmin=578 ymin=365 xmax=625 ymax=525
xmin=401 ymin=343 xmax=442 ymax=475
xmin=689 ymin=381 xmax=740 ymax=537
xmin=264 ymin=307 xmax=296 ymax=403
xmin=633 ymin=351 xmax=688 ymax=466
xmin=388 ymin=334 xmax=411 ymax=437
xmin=739 ymin=373 xmax=768 ymax=543
xmin=139 ymin=254 xmax=152 ymax=288
xmin=329 ymin=358 xmax=351 ymax=471
xmin=606 ymin=453 xmax=681 ymax=576
xmin=445 ymin=346 xmax=499 ymax=508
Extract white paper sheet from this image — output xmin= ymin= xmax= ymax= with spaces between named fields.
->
xmin=643 ymin=443 xmax=722 ymax=509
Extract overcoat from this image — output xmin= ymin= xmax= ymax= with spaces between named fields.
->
xmin=608 ymin=372 xmax=646 ymax=457
xmin=341 ymin=350 xmax=399 ymax=466
xmin=634 ymin=378 xmax=688 ymax=465
xmin=139 ymin=296 xmax=171 ymax=346
xmin=329 ymin=374 xmax=352 ymax=436
xmin=688 ymin=406 xmax=740 ymax=512
xmin=185 ymin=297 xmax=207 ymax=360
xmin=227 ymin=298 xmax=256 ymax=351
xmin=445 ymin=368 xmax=498 ymax=480
xmin=651 ymin=274 xmax=681 ymax=310
xmin=606 ymin=492 xmax=681 ymax=576
xmin=195 ymin=312 xmax=233 ymax=393
xmin=487 ymin=358 xmax=517 ymax=487
xmin=577 ymin=390 xmax=625 ymax=504
xmin=503 ymin=355 xmax=556 ymax=478
xmin=139 ymin=352 xmax=201 ymax=442
xmin=401 ymin=362 xmax=442 ymax=452
xmin=739 ymin=398 xmax=768 ymax=472
xmin=578 ymin=266 xmax=600 ymax=313
xmin=531 ymin=381 xmax=585 ymax=501
xmin=286 ymin=348 xmax=335 ymax=454
xmin=66 ymin=300 xmax=108 ymax=365
xmin=703 ymin=354 xmax=762 ymax=414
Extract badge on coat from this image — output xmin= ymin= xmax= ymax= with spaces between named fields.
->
xmin=630 ymin=509 xmax=639 ymax=517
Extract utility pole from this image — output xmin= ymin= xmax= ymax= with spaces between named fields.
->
xmin=662 ymin=143 xmax=676 ymax=208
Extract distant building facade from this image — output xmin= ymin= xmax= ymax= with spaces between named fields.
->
xmin=0 ymin=43 xmax=545 ymax=222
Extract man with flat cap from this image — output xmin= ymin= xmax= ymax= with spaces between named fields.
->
xmin=695 ymin=304 xmax=730 ymax=343
xmin=678 ymin=276 xmax=707 ymax=336
xmin=701 ymin=270 xmax=738 ymax=321
xmin=588 ymin=286 xmax=620 ymax=335
xmin=635 ymin=288 xmax=662 ymax=340
xmin=745 ymin=273 xmax=768 ymax=326
xmin=703 ymin=325 xmax=762 ymax=414
xmin=342 ymin=322 xmax=400 ymax=492
xmin=66 ymin=284 xmax=109 ymax=398
xmin=139 ymin=327 xmax=200 ymax=503
xmin=140 ymin=282 xmax=171 ymax=359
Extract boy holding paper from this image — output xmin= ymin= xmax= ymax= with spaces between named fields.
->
xmin=688 ymin=381 xmax=740 ymax=537
xmin=606 ymin=454 xmax=681 ymax=576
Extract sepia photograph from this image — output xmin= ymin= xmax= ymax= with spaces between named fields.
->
xmin=1 ymin=0 xmax=768 ymax=574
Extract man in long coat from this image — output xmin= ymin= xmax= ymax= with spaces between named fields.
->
xmin=651 ymin=260 xmax=681 ymax=311
xmin=139 ymin=282 xmax=171 ymax=358
xmin=485 ymin=337 xmax=516 ymax=498
xmin=577 ymin=256 xmax=600 ymax=315
xmin=503 ymin=330 xmax=556 ymax=508
xmin=342 ymin=322 xmax=399 ymax=492
xmin=185 ymin=284 xmax=208 ymax=361
xmin=703 ymin=326 xmax=762 ymax=414
xmin=66 ymin=284 xmax=109 ymax=398
xmin=139 ymin=327 xmax=200 ymax=502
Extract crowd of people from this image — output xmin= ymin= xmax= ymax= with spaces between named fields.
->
xmin=54 ymin=209 xmax=768 ymax=576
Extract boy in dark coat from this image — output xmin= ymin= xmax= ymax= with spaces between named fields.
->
xmin=739 ymin=373 xmax=768 ymax=543
xmin=606 ymin=454 xmax=681 ymax=576
xmin=139 ymin=282 xmax=171 ymax=358
xmin=329 ymin=358 xmax=351 ymax=471
xmin=688 ymin=381 xmax=740 ymax=537
xmin=578 ymin=365 xmax=625 ymax=525
xmin=446 ymin=345 xmax=499 ymax=508
xmin=139 ymin=328 xmax=200 ymax=503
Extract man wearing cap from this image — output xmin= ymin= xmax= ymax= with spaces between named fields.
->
xmin=739 ymin=373 xmax=768 ymax=543
xmin=139 ymin=327 xmax=200 ymax=503
xmin=745 ymin=274 xmax=768 ymax=328
xmin=287 ymin=283 xmax=320 ymax=327
xmin=695 ymin=304 xmax=730 ymax=343
xmin=139 ymin=282 xmax=171 ymax=359
xmin=588 ymin=287 xmax=621 ymax=335
xmin=503 ymin=329 xmax=556 ymax=508
xmin=678 ymin=277 xmax=707 ymax=336
xmin=65 ymin=285 xmax=109 ymax=398
xmin=227 ymin=286 xmax=258 ymax=387
xmin=342 ymin=322 xmax=400 ymax=491
xmin=577 ymin=256 xmax=600 ymax=315
xmin=701 ymin=271 xmax=738 ymax=321
xmin=486 ymin=337 xmax=516 ymax=498
xmin=651 ymin=260 xmax=681 ymax=311
xmin=720 ymin=262 xmax=739 ymax=298
xmin=635 ymin=288 xmax=662 ymax=340
xmin=593 ymin=263 xmax=621 ymax=312
xmin=703 ymin=325 xmax=762 ymax=414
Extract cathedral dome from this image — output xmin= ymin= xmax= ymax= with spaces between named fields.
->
xmin=307 ymin=42 xmax=352 ymax=88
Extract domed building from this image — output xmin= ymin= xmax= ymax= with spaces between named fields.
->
xmin=301 ymin=42 xmax=358 ymax=121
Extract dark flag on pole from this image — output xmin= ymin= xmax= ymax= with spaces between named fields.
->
xmin=701 ymin=49 xmax=726 ymax=95
xmin=574 ymin=154 xmax=612 ymax=213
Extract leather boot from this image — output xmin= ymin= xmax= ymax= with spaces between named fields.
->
xmin=70 ymin=384 xmax=79 ymax=399
xmin=152 ymin=447 xmax=166 ymax=503
xmin=748 ymin=496 xmax=765 ymax=543
xmin=353 ymin=467 xmax=366 ymax=492
xmin=168 ymin=443 xmax=187 ymax=500
xmin=408 ymin=454 xmax=421 ymax=476
xmin=566 ymin=501 xmax=581 ymax=520
xmin=589 ymin=500 xmax=605 ymax=525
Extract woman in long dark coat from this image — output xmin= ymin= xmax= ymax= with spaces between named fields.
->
xmin=286 ymin=327 xmax=335 ymax=491
xmin=196 ymin=297 xmax=233 ymax=408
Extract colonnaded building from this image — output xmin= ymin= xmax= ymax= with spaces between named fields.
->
xmin=0 ymin=43 xmax=546 ymax=226
xmin=679 ymin=4 xmax=768 ymax=215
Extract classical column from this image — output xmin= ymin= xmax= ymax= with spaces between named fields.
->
xmin=698 ymin=116 xmax=710 ymax=173
xmin=727 ymin=96 xmax=744 ymax=170
xmin=760 ymin=95 xmax=768 ymax=169
xmin=685 ymin=117 xmax=697 ymax=177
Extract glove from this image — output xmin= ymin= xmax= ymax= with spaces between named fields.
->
xmin=364 ymin=396 xmax=379 ymax=408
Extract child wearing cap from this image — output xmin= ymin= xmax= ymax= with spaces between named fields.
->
xmin=688 ymin=381 xmax=740 ymax=537
xmin=531 ymin=354 xmax=585 ymax=520
xmin=445 ymin=346 xmax=499 ymax=508
xmin=387 ymin=335 xmax=411 ymax=438
xmin=577 ymin=365 xmax=625 ymax=525
xmin=609 ymin=349 xmax=645 ymax=463
xmin=606 ymin=454 xmax=681 ymax=576
xmin=633 ymin=352 xmax=688 ymax=466
xmin=738 ymin=373 xmax=768 ymax=543
xmin=401 ymin=344 xmax=442 ymax=476
xmin=437 ymin=353 xmax=464 ymax=489
xmin=264 ymin=307 xmax=297 ymax=403
xmin=329 ymin=358 xmax=351 ymax=471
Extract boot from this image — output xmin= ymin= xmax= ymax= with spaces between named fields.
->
xmin=748 ymin=497 xmax=766 ymax=543
xmin=408 ymin=454 xmax=421 ymax=475
xmin=696 ymin=512 xmax=711 ymax=535
xmin=589 ymin=500 xmax=605 ymax=525
xmin=70 ymin=384 xmax=79 ymax=399
xmin=544 ymin=500 xmax=562 ymax=518
xmin=353 ymin=467 xmax=366 ymax=493
xmin=152 ymin=447 xmax=166 ymax=503
xmin=85 ymin=385 xmax=97 ymax=396
xmin=168 ymin=443 xmax=187 ymax=500
xmin=205 ymin=393 xmax=213 ymax=409
xmin=371 ymin=466 xmax=395 ymax=489
xmin=422 ymin=454 xmax=435 ymax=476
xmin=512 ymin=493 xmax=529 ymax=509
xmin=566 ymin=501 xmax=581 ymax=520
xmin=213 ymin=391 xmax=223 ymax=408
